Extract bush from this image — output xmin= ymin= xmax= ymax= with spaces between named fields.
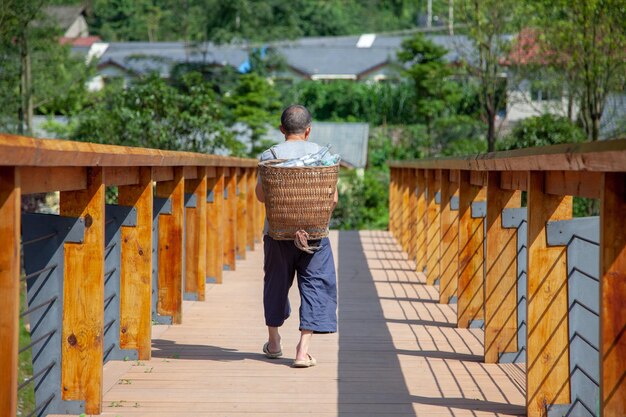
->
xmin=498 ymin=114 xmax=586 ymax=150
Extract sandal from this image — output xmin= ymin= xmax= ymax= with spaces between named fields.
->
xmin=293 ymin=354 xmax=317 ymax=368
xmin=262 ymin=342 xmax=283 ymax=359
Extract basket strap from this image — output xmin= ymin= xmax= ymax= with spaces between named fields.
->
xmin=269 ymin=146 xmax=279 ymax=159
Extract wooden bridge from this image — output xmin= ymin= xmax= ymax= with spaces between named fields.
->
xmin=1 ymin=134 xmax=625 ymax=417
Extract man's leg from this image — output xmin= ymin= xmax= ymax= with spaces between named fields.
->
xmin=295 ymin=330 xmax=313 ymax=361
xmin=263 ymin=236 xmax=296 ymax=353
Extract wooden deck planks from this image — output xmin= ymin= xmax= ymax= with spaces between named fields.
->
xmin=66 ymin=230 xmax=524 ymax=417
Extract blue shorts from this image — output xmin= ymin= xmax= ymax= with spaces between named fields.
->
xmin=263 ymin=235 xmax=337 ymax=333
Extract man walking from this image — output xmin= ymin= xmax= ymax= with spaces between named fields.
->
xmin=255 ymin=104 xmax=338 ymax=368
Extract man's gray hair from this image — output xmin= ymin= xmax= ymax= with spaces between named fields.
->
xmin=280 ymin=105 xmax=312 ymax=134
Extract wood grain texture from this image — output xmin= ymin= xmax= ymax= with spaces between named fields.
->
xmin=484 ymin=172 xmax=521 ymax=364
xmin=389 ymin=137 xmax=626 ymax=172
xmin=425 ymin=170 xmax=441 ymax=285
xmin=236 ymin=168 xmax=248 ymax=260
xmin=389 ymin=168 xmax=396 ymax=238
xmin=0 ymin=133 xmax=258 ymax=168
xmin=500 ymin=171 xmax=527 ymax=192
xmin=408 ymin=169 xmax=418 ymax=261
xmin=246 ymin=169 xmax=256 ymax=251
xmin=438 ymin=169 xmax=459 ymax=304
xmin=223 ymin=170 xmax=237 ymax=271
xmin=156 ymin=168 xmax=184 ymax=324
xmin=255 ymin=170 xmax=263 ymax=242
xmin=206 ymin=168 xmax=224 ymax=284
xmin=526 ymin=171 xmax=572 ymax=417
xmin=118 ymin=167 xmax=153 ymax=360
xmin=0 ymin=167 xmax=19 ymax=417
xmin=185 ymin=167 xmax=207 ymax=301
xmin=470 ymin=170 xmax=487 ymax=187
xmin=60 ymin=167 xmax=105 ymax=414
xmin=401 ymin=168 xmax=410 ymax=253
xmin=78 ymin=230 xmax=526 ymax=417
xmin=600 ymin=172 xmax=626 ymax=417
xmin=21 ymin=166 xmax=86 ymax=194
xmin=104 ymin=166 xmax=140 ymax=186
xmin=415 ymin=169 xmax=427 ymax=273
xmin=544 ymin=170 xmax=602 ymax=198
xmin=457 ymin=170 xmax=486 ymax=328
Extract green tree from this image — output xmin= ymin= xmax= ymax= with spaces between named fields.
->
xmin=533 ymin=0 xmax=626 ymax=141
xmin=71 ymin=74 xmax=241 ymax=154
xmin=457 ymin=0 xmax=521 ymax=151
xmin=397 ymin=33 xmax=461 ymax=143
xmin=497 ymin=114 xmax=586 ymax=151
xmin=224 ymin=73 xmax=281 ymax=156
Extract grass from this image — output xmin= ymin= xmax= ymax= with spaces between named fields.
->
xmin=17 ymin=280 xmax=36 ymax=416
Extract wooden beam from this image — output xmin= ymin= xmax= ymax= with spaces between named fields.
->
xmin=500 ymin=171 xmax=527 ymax=191
xmin=439 ymin=169 xmax=459 ymax=304
xmin=183 ymin=166 xmax=198 ymax=180
xmin=484 ymin=171 xmax=521 ymax=363
xmin=0 ymin=133 xmax=259 ymax=168
xmin=388 ymin=138 xmax=626 ymax=172
xmin=104 ymin=166 xmax=140 ymax=186
xmin=206 ymin=168 xmax=225 ymax=283
xmin=246 ymin=168 xmax=256 ymax=251
xmin=526 ymin=171 xmax=572 ymax=417
xmin=255 ymin=170 xmax=263 ymax=242
xmin=425 ymin=169 xmax=440 ymax=285
xmin=60 ymin=167 xmax=105 ymax=414
xmin=156 ymin=168 xmax=185 ymax=324
xmin=415 ymin=169 xmax=427 ymax=273
xmin=457 ymin=170 xmax=486 ymax=328
xmin=185 ymin=167 xmax=207 ymax=301
xmin=118 ymin=167 xmax=152 ymax=360
xmin=470 ymin=171 xmax=487 ymax=187
xmin=153 ymin=166 xmax=174 ymax=183
xmin=21 ymin=166 xmax=86 ymax=194
xmin=223 ymin=169 xmax=237 ymax=271
xmin=236 ymin=168 xmax=248 ymax=260
xmin=600 ymin=172 xmax=626 ymax=417
xmin=544 ymin=170 xmax=602 ymax=198
xmin=389 ymin=168 xmax=396 ymax=238
xmin=0 ymin=167 xmax=20 ymax=417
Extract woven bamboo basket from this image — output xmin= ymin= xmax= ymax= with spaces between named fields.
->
xmin=259 ymin=160 xmax=339 ymax=240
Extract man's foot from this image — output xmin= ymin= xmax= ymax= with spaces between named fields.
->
xmin=293 ymin=354 xmax=316 ymax=368
xmin=262 ymin=341 xmax=283 ymax=359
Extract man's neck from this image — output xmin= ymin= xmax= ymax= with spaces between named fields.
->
xmin=284 ymin=135 xmax=308 ymax=142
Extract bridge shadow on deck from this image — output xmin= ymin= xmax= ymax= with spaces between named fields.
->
xmin=338 ymin=231 xmax=525 ymax=416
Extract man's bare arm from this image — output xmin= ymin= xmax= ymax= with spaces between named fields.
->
xmin=331 ymin=188 xmax=338 ymax=211
xmin=255 ymin=180 xmax=265 ymax=203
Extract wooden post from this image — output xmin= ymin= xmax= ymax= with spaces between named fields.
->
xmin=389 ymin=168 xmax=397 ymax=238
xmin=408 ymin=169 xmax=418 ymax=262
xmin=484 ymin=171 xmax=521 ymax=363
xmin=0 ymin=167 xmax=20 ymax=417
xmin=415 ymin=169 xmax=427 ymax=273
xmin=246 ymin=168 xmax=256 ymax=251
xmin=184 ymin=167 xmax=207 ymax=301
xmin=426 ymin=169 xmax=441 ymax=285
xmin=401 ymin=168 xmax=410 ymax=253
xmin=255 ymin=169 xmax=264 ymax=242
xmin=156 ymin=167 xmax=184 ymax=324
xmin=600 ymin=172 xmax=626 ymax=417
xmin=439 ymin=169 xmax=459 ymax=303
xmin=236 ymin=167 xmax=247 ymax=260
xmin=457 ymin=170 xmax=486 ymax=328
xmin=526 ymin=171 xmax=572 ymax=417
xmin=60 ymin=167 xmax=105 ymax=414
xmin=118 ymin=167 xmax=153 ymax=360
xmin=223 ymin=168 xmax=237 ymax=271
xmin=207 ymin=167 xmax=224 ymax=284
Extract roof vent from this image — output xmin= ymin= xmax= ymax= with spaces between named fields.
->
xmin=356 ymin=34 xmax=376 ymax=48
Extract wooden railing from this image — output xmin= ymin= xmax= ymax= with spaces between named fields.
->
xmin=388 ymin=139 xmax=626 ymax=417
xmin=0 ymin=134 xmax=264 ymax=416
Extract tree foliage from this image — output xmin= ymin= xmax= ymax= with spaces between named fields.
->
xmin=71 ymin=74 xmax=241 ymax=154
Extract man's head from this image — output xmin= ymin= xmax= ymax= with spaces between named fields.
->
xmin=280 ymin=105 xmax=312 ymax=139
